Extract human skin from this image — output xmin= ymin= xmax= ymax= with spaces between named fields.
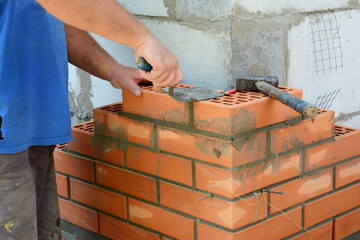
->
xmin=36 ymin=0 xmax=183 ymax=91
xmin=65 ymin=24 xmax=146 ymax=96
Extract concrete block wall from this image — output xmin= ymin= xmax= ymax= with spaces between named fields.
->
xmin=68 ymin=0 xmax=360 ymax=129
xmin=56 ymin=84 xmax=360 ymax=240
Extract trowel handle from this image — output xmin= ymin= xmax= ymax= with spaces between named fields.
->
xmin=255 ymin=81 xmax=318 ymax=117
xmin=137 ymin=57 xmax=153 ymax=71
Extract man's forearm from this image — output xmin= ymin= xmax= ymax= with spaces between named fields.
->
xmin=64 ymin=24 xmax=116 ymax=80
xmin=36 ymin=0 xmax=150 ymax=50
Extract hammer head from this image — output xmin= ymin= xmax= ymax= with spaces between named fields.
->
xmin=236 ymin=76 xmax=279 ymax=91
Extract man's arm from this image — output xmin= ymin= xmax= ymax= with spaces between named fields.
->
xmin=65 ymin=24 xmax=145 ymax=96
xmin=36 ymin=0 xmax=182 ymax=90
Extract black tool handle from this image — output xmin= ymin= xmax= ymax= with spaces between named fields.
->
xmin=255 ymin=81 xmax=318 ymax=117
xmin=137 ymin=57 xmax=153 ymax=71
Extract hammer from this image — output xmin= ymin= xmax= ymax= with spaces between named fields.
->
xmin=237 ymin=77 xmax=318 ymax=117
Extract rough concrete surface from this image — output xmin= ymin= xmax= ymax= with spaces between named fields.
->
xmin=68 ymin=0 xmax=360 ymax=129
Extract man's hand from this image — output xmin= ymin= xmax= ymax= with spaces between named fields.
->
xmin=65 ymin=24 xmax=149 ymax=97
xmin=135 ymin=36 xmax=183 ymax=91
xmin=107 ymin=64 xmax=148 ymax=97
xmin=37 ymin=0 xmax=183 ymax=91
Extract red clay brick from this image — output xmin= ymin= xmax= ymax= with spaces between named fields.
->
xmin=160 ymin=182 xmax=266 ymax=229
xmin=271 ymin=109 xmax=334 ymax=154
xmin=93 ymin=103 xmax=155 ymax=147
xmin=96 ymin=163 xmax=157 ymax=203
xmin=56 ymin=174 xmax=69 ymax=198
xmin=68 ymin=121 xmax=124 ymax=166
xmin=128 ymin=198 xmax=194 ymax=240
xmin=303 ymin=183 xmax=360 ymax=227
xmin=54 ymin=149 xmax=95 ymax=182
xmin=333 ymin=208 xmax=360 ymax=240
xmin=123 ymin=85 xmax=194 ymax=125
xmin=196 ymin=153 xmax=301 ymax=198
xmin=126 ymin=145 xmax=193 ymax=186
xmin=70 ymin=179 xmax=127 ymax=219
xmin=335 ymin=157 xmax=360 ymax=188
xmin=158 ymin=126 xmax=266 ymax=168
xmin=99 ymin=214 xmax=160 ymax=240
xmin=305 ymin=125 xmax=360 ymax=171
xmin=59 ymin=198 xmax=99 ymax=233
xmin=290 ymin=221 xmax=333 ymax=240
xmin=270 ymin=169 xmax=333 ymax=214
xmin=194 ymin=87 xmax=303 ymax=135
xmin=197 ymin=207 xmax=302 ymax=240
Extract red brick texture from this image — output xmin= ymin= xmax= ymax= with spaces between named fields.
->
xmin=55 ymin=85 xmax=360 ymax=240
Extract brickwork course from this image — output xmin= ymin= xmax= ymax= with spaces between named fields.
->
xmin=56 ymin=85 xmax=360 ymax=240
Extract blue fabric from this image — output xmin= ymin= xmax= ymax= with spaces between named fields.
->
xmin=0 ymin=0 xmax=72 ymax=153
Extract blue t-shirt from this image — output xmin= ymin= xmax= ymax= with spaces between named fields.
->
xmin=0 ymin=0 xmax=72 ymax=153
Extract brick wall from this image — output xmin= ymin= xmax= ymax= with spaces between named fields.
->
xmin=55 ymin=84 xmax=360 ymax=240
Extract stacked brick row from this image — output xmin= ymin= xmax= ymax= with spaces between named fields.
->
xmin=55 ymin=84 xmax=360 ymax=240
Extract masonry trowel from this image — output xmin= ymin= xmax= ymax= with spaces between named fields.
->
xmin=137 ymin=57 xmax=236 ymax=102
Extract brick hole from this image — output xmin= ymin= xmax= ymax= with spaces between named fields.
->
xmin=56 ymin=143 xmax=67 ymax=149
xmin=84 ymin=127 xmax=94 ymax=133
xmin=221 ymin=99 xmax=236 ymax=103
xmin=334 ymin=125 xmax=356 ymax=136
xmin=278 ymin=86 xmax=294 ymax=92
xmin=235 ymin=96 xmax=249 ymax=100
xmin=235 ymin=100 xmax=249 ymax=103
xmin=248 ymin=92 xmax=262 ymax=95
xmin=249 ymin=96 xmax=262 ymax=99
xmin=141 ymin=86 xmax=153 ymax=91
xmin=109 ymin=107 xmax=123 ymax=113
xmin=223 ymin=96 xmax=235 ymax=100
xmin=222 ymin=102 xmax=236 ymax=106
xmin=101 ymin=106 xmax=111 ymax=110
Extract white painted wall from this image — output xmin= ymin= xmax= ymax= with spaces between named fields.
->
xmin=288 ymin=10 xmax=360 ymax=122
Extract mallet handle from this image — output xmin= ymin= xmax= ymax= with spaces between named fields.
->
xmin=255 ymin=81 xmax=318 ymax=117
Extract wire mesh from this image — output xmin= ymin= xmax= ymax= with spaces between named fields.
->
xmin=309 ymin=12 xmax=343 ymax=74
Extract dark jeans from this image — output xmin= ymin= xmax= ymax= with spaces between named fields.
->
xmin=0 ymin=146 xmax=61 ymax=240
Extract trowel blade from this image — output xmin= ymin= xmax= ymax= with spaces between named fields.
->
xmin=162 ymin=87 xmax=225 ymax=103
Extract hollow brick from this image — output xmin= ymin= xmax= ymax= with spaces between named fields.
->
xmin=269 ymin=168 xmax=333 ymax=214
xmin=197 ymin=207 xmax=301 ymax=240
xmin=159 ymin=181 xmax=266 ymax=229
xmin=271 ymin=109 xmax=334 ymax=155
xmin=68 ymin=121 xmax=124 ymax=166
xmin=126 ymin=145 xmax=193 ymax=186
xmin=157 ymin=126 xmax=266 ymax=168
xmin=304 ymin=125 xmax=360 ymax=172
xmin=93 ymin=103 xmax=155 ymax=147
xmin=196 ymin=153 xmax=301 ymax=198
xmin=194 ymin=86 xmax=303 ymax=135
